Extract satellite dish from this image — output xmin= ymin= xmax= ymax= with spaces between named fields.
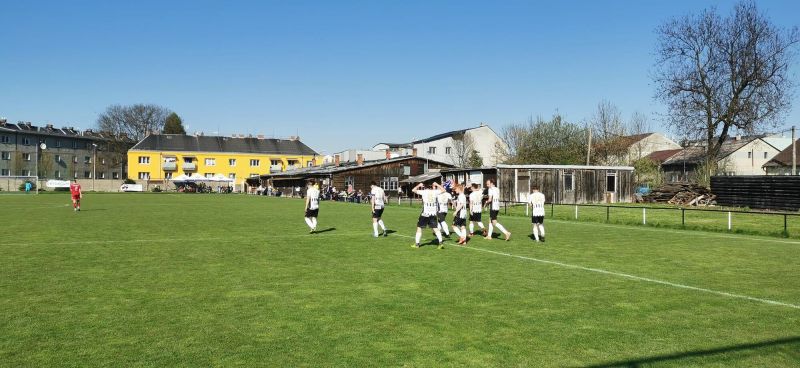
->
xmin=39 ymin=143 xmax=47 ymax=150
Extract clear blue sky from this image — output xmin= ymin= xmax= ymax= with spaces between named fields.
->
xmin=1 ymin=0 xmax=798 ymax=154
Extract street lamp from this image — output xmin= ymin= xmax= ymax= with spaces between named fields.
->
xmin=92 ymin=143 xmax=97 ymax=191
xmin=37 ymin=141 xmax=47 ymax=192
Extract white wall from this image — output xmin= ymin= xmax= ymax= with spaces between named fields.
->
xmin=412 ymin=125 xmax=507 ymax=167
xmin=722 ymin=139 xmax=782 ymax=175
xmin=627 ymin=133 xmax=681 ymax=162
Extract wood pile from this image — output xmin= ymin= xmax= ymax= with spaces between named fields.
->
xmin=642 ymin=183 xmax=717 ymax=206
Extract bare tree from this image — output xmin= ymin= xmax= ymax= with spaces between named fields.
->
xmin=589 ymin=100 xmax=629 ymax=165
xmin=627 ymin=111 xmax=651 ymax=161
xmin=654 ymin=1 xmax=799 ymax=177
xmin=449 ymin=132 xmax=476 ymax=167
xmin=96 ymin=104 xmax=172 ymax=142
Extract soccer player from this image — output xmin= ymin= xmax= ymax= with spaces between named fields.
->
xmin=370 ymin=181 xmax=388 ymax=237
xmin=412 ymin=182 xmax=444 ymax=249
xmin=485 ymin=179 xmax=511 ymax=241
xmin=436 ymin=189 xmax=451 ymax=237
xmin=452 ymin=184 xmax=468 ymax=245
xmin=467 ymin=183 xmax=486 ymax=237
xmin=304 ymin=179 xmax=320 ymax=233
xmin=529 ymin=185 xmax=546 ymax=242
xmin=69 ymin=179 xmax=82 ymax=212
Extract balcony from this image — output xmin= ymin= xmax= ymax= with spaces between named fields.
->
xmin=182 ymin=162 xmax=197 ymax=171
xmin=270 ymin=165 xmax=283 ymax=172
xmin=162 ymin=162 xmax=177 ymax=171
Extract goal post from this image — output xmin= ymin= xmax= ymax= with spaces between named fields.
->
xmin=0 ymin=176 xmax=40 ymax=194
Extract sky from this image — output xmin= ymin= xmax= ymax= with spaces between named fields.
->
xmin=1 ymin=0 xmax=799 ymax=154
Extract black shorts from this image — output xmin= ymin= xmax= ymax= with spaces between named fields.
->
xmin=490 ymin=210 xmax=500 ymax=221
xmin=532 ymin=216 xmax=544 ymax=224
xmin=453 ymin=217 xmax=466 ymax=227
xmin=305 ymin=208 xmax=319 ymax=218
xmin=437 ymin=212 xmax=447 ymax=223
xmin=372 ymin=208 xmax=384 ymax=219
xmin=417 ymin=215 xmax=438 ymax=229
xmin=469 ymin=212 xmax=482 ymax=222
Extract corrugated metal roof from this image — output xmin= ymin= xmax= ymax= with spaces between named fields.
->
xmin=130 ymin=134 xmax=318 ymax=156
xmin=261 ymin=156 xmax=452 ymax=178
xmin=496 ymin=164 xmax=634 ymax=170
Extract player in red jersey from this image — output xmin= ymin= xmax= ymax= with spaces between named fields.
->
xmin=70 ymin=179 xmax=82 ymax=212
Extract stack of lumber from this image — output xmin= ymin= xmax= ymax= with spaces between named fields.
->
xmin=643 ymin=183 xmax=716 ymax=206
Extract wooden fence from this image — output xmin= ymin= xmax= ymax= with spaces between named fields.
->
xmin=711 ymin=176 xmax=800 ymax=211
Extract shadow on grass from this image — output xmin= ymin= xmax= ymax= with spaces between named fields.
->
xmin=580 ymin=336 xmax=800 ymax=368
xmin=313 ymin=227 xmax=336 ymax=234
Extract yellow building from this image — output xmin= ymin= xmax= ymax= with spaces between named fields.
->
xmin=127 ymin=134 xmax=320 ymax=189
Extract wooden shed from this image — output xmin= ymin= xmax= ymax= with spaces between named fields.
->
xmin=441 ymin=164 xmax=635 ymax=204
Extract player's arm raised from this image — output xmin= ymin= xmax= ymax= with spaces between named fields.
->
xmin=411 ymin=182 xmax=425 ymax=195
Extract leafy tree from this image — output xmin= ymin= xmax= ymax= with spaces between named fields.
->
xmin=632 ymin=157 xmax=663 ymax=187
xmin=468 ymin=149 xmax=483 ymax=168
xmin=654 ymin=1 xmax=799 ymax=177
xmin=501 ymin=113 xmax=588 ymax=165
xmin=163 ymin=113 xmax=187 ymax=134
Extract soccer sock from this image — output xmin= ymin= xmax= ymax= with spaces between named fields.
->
xmin=440 ymin=222 xmax=450 ymax=235
xmin=415 ymin=230 xmax=422 ymax=244
xmin=435 ymin=230 xmax=442 ymax=244
xmin=477 ymin=222 xmax=485 ymax=230
xmin=372 ymin=222 xmax=379 ymax=236
xmin=73 ymin=202 xmax=76 ymax=209
xmin=533 ymin=226 xmax=539 ymax=241
xmin=311 ymin=218 xmax=317 ymax=228
xmin=304 ymin=217 xmax=314 ymax=229
xmin=378 ymin=220 xmax=386 ymax=231
xmin=454 ymin=227 xmax=464 ymax=238
xmin=539 ymin=226 xmax=545 ymax=237
xmin=469 ymin=223 xmax=474 ymax=234
xmin=496 ymin=223 xmax=508 ymax=234
xmin=487 ymin=223 xmax=494 ymax=237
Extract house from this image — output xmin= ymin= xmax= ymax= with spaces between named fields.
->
xmin=258 ymin=155 xmax=453 ymax=197
xmin=127 ymin=133 xmax=320 ymax=190
xmin=372 ymin=124 xmax=508 ymax=167
xmin=618 ymin=133 xmax=681 ymax=164
xmin=659 ymin=135 xmax=792 ymax=182
xmin=441 ymin=164 xmax=636 ymax=204
xmin=762 ymin=138 xmax=799 ymax=175
xmin=0 ymin=119 xmax=134 ymax=189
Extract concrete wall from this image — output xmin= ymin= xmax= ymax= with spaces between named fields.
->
xmin=723 ymin=139 xmax=781 ymax=176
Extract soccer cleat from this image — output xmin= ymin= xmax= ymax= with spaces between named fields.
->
xmin=373 ymin=234 xmax=379 ymax=238
xmin=437 ymin=244 xmax=444 ymax=250
xmin=482 ymin=229 xmax=488 ymax=237
xmin=383 ymin=231 xmax=388 ymax=237
xmin=541 ymin=236 xmax=545 ymax=243
xmin=411 ymin=243 xmax=420 ymax=248
xmin=484 ymin=236 xmax=492 ymax=240
xmin=504 ymin=232 xmax=511 ymax=241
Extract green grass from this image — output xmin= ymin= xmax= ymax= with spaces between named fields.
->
xmin=1 ymin=194 xmax=800 ymax=367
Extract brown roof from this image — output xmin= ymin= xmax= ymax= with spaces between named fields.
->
xmin=763 ymin=139 xmax=800 ymax=167
xmin=647 ymin=149 xmax=682 ymax=163
xmin=619 ymin=133 xmax=653 ymax=148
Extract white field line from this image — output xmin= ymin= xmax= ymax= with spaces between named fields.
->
xmin=389 ymin=232 xmax=800 ymax=310
xmin=2 ymin=232 xmax=368 ymax=248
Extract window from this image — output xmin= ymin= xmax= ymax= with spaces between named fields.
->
xmin=72 ymin=156 xmax=78 ymax=164
xmin=72 ymin=141 xmax=78 ymax=149
xmin=138 ymin=172 xmax=150 ymax=180
xmin=381 ymin=177 xmax=399 ymax=191
xmin=1 ymin=151 xmax=9 ymax=160
xmin=54 ymin=170 xmax=61 ymax=178
xmin=606 ymin=172 xmax=617 ymax=192
xmin=23 ymin=153 xmax=31 ymax=161
xmin=287 ymin=159 xmax=299 ymax=166
xmin=250 ymin=159 xmax=260 ymax=167
xmin=73 ymin=171 xmax=78 ymax=179
xmin=345 ymin=176 xmax=355 ymax=188
xmin=747 ymin=151 xmax=752 ymax=159
xmin=270 ymin=159 xmax=281 ymax=166
xmin=564 ymin=172 xmax=575 ymax=191
xmin=428 ymin=146 xmax=436 ymax=154
xmin=228 ymin=158 xmax=236 ymax=166
xmin=764 ymin=152 xmax=768 ymax=159
xmin=229 ymin=173 xmax=236 ymax=179
xmin=101 ymin=158 xmax=106 ymax=165
xmin=164 ymin=172 xmax=172 ymax=179
xmin=99 ymin=172 xmax=106 ymax=179
xmin=183 ymin=157 xmax=193 ymax=163
xmin=138 ymin=156 xmax=150 ymax=164
xmin=84 ymin=171 xmax=91 ymax=179
xmin=22 ymin=170 xmax=32 ymax=176
xmin=307 ymin=161 xmax=314 ymax=167
xmin=55 ymin=155 xmax=62 ymax=162
xmin=22 ymin=137 xmax=30 ymax=145
xmin=55 ymin=140 xmax=62 ymax=148
xmin=205 ymin=158 xmax=216 ymax=166
xmin=112 ymin=172 xmax=119 ymax=179
xmin=84 ymin=156 xmax=91 ymax=164
xmin=205 ymin=173 xmax=214 ymax=178
xmin=445 ymin=147 xmax=452 ymax=154
xmin=0 ymin=135 xmax=9 ymax=143
xmin=1 ymin=169 xmax=8 ymax=176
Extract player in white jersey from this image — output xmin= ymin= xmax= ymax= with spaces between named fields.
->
xmin=451 ymin=184 xmax=469 ymax=245
xmin=370 ymin=181 xmax=388 ymax=238
xmin=412 ymin=182 xmax=444 ymax=249
xmin=467 ymin=183 xmax=486 ymax=237
xmin=485 ymin=179 xmax=511 ymax=241
xmin=529 ymin=185 xmax=546 ymax=242
xmin=304 ymin=179 xmax=321 ymax=233
xmin=436 ymin=190 xmax=452 ymax=237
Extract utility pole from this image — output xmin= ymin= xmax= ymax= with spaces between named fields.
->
xmin=92 ymin=143 xmax=97 ymax=191
xmin=586 ymin=126 xmax=592 ymax=165
xmin=792 ymin=125 xmax=796 ymax=176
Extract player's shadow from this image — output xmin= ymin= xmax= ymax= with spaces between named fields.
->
xmin=385 ymin=230 xmax=397 ymax=235
xmin=314 ymin=227 xmax=336 ymax=234
xmin=578 ymin=336 xmax=800 ymax=368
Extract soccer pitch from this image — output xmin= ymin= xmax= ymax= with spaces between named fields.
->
xmin=1 ymin=194 xmax=799 ymax=367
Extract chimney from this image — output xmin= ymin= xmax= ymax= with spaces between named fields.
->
xmin=412 ymin=148 xmax=418 ymax=157
xmin=357 ymin=153 xmax=364 ymax=166
xmin=385 ymin=149 xmax=391 ymax=160
xmin=334 ymin=155 xmax=341 ymax=166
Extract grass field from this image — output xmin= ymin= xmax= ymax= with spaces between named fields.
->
xmin=1 ymin=193 xmax=800 ymax=367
